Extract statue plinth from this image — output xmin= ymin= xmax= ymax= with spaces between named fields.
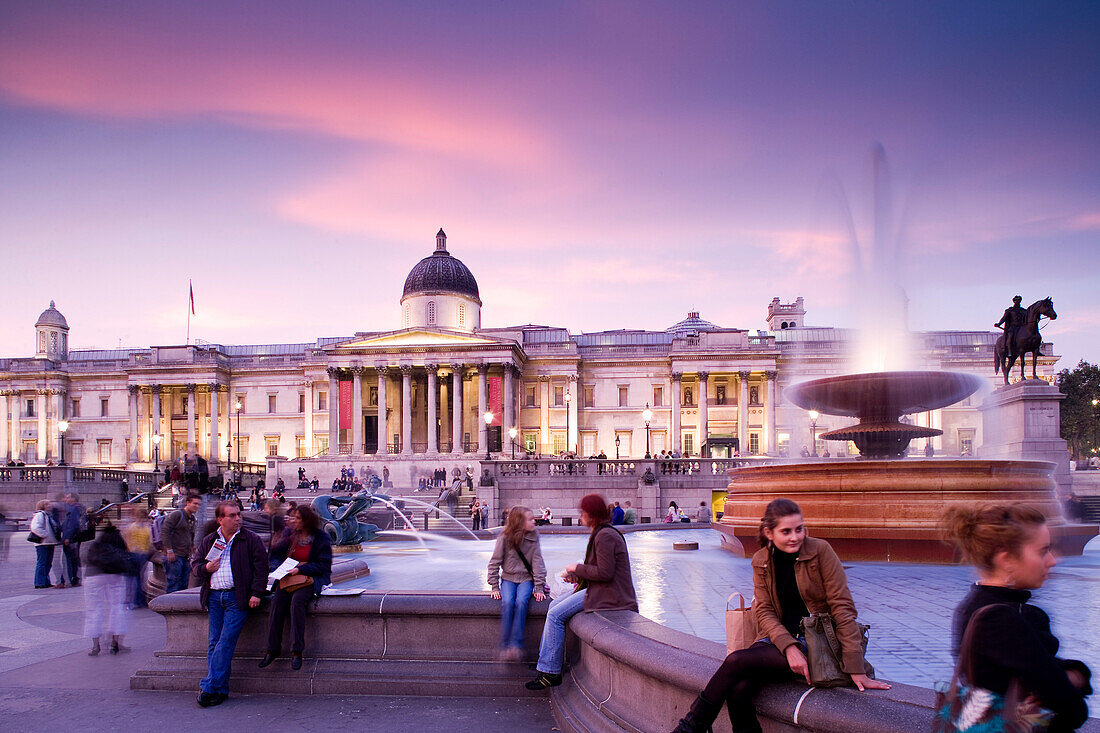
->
xmin=979 ymin=379 xmax=1071 ymax=495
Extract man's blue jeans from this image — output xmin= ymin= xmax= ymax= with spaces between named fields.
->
xmin=499 ymin=579 xmax=534 ymax=650
xmin=201 ymin=590 xmax=249 ymax=695
xmin=535 ymin=589 xmax=586 ymax=675
xmin=165 ymin=556 xmax=190 ymax=594
xmin=34 ymin=545 xmax=55 ymax=586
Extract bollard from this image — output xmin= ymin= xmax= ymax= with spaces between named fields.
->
xmin=562 ymin=517 xmax=572 ymax=526
xmin=423 ymin=513 xmax=429 ymax=531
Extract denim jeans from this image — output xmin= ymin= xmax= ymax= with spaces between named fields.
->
xmin=499 ymin=579 xmax=534 ymax=650
xmin=165 ymin=556 xmax=190 ymax=594
xmin=34 ymin=544 xmax=55 ymax=587
xmin=535 ymin=589 xmax=586 ymax=675
xmin=62 ymin=542 xmax=81 ymax=584
xmin=201 ymin=589 xmax=249 ymax=695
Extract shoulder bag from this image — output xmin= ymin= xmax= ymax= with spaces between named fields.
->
xmin=932 ymin=604 xmax=1053 ymax=733
xmin=800 ymin=612 xmax=874 ymax=687
xmin=280 ymin=572 xmax=313 ymax=592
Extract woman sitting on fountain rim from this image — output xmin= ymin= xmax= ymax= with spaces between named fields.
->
xmin=260 ymin=504 xmax=332 ymax=671
xmin=525 ymin=493 xmax=637 ymax=690
xmin=673 ymin=498 xmax=888 ymax=733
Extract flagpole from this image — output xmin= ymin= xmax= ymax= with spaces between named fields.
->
xmin=186 ymin=279 xmax=192 ymax=345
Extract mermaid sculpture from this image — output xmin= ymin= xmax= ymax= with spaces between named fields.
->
xmin=312 ymin=488 xmax=392 ymax=546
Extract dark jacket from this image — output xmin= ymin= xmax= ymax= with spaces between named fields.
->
xmin=573 ymin=524 xmax=638 ymax=613
xmin=161 ymin=508 xmax=196 ymax=556
xmin=192 ymin=528 xmax=269 ymax=612
xmin=268 ymin=528 xmax=333 ymax=596
xmin=751 ymin=536 xmax=866 ymax=675
xmin=953 ymin=584 xmax=1090 ymax=731
xmin=60 ymin=502 xmax=86 ymax=542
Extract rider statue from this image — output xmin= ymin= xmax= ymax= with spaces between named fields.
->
xmin=994 ymin=295 xmax=1027 ymax=358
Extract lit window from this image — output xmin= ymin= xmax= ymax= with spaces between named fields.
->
xmin=749 ymin=433 xmax=760 ymax=455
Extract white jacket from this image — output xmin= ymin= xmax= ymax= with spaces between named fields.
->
xmin=30 ymin=510 xmax=60 ymax=545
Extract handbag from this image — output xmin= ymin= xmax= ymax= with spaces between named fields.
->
xmin=27 ymin=532 xmax=43 ymax=544
xmin=932 ymin=605 xmax=1053 ymax=733
xmin=279 ymin=572 xmax=313 ymax=592
xmin=800 ymin=612 xmax=874 ymax=687
xmin=726 ymin=593 xmax=758 ymax=654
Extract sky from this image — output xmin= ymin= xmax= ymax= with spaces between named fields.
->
xmin=1 ymin=1 xmax=1097 ymax=369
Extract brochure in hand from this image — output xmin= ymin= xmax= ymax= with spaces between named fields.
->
xmin=205 ymin=537 xmax=227 ymax=563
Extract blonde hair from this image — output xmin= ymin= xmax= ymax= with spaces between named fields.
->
xmin=941 ymin=503 xmax=1046 ymax=572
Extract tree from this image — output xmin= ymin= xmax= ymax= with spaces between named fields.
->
xmin=1056 ymin=360 xmax=1100 ymax=461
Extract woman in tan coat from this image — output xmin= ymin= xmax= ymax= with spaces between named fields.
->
xmin=673 ymin=498 xmax=888 ymax=733
xmin=487 ymin=505 xmax=546 ymax=660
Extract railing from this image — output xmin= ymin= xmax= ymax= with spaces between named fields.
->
xmin=411 ymin=442 xmax=428 ymax=453
xmin=657 ymin=458 xmax=773 ymax=475
xmin=0 ymin=466 xmax=159 ymax=485
xmin=488 ymin=457 xmax=784 ymax=481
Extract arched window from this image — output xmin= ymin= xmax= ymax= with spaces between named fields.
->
xmin=427 ymin=301 xmax=436 ymax=325
xmin=458 ymin=303 xmax=465 ymax=326
xmin=39 ymin=332 xmax=46 ymax=352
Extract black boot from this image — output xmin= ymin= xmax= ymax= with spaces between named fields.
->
xmin=671 ymin=692 xmax=722 ymax=733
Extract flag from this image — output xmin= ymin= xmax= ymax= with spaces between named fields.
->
xmin=189 ymin=280 xmax=195 ymax=315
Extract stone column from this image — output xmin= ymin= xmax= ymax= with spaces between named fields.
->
xmin=439 ymin=377 xmax=450 ymax=451
xmin=697 ymin=372 xmax=709 ymax=457
xmin=538 ymin=376 xmax=551 ymax=454
xmin=351 ymin=366 xmax=364 ymax=454
xmin=738 ymin=371 xmax=750 ymax=454
xmin=567 ymin=374 xmax=578 ymax=454
xmin=53 ymin=389 xmax=65 ymax=461
xmin=0 ymin=390 xmax=8 ymax=460
xmin=400 ymin=365 xmax=413 ymax=455
xmin=150 ymin=385 xmax=162 ymax=456
xmin=208 ymin=384 xmax=220 ymax=464
xmin=326 ymin=367 xmax=339 ymax=455
xmin=304 ymin=381 xmax=314 ymax=457
xmin=671 ymin=372 xmax=682 ymax=454
xmin=36 ymin=389 xmax=47 ymax=462
xmin=503 ymin=364 xmax=515 ymax=433
xmin=12 ymin=393 xmax=21 ymax=460
xmin=451 ymin=364 xmax=464 ymax=453
xmin=426 ymin=364 xmax=438 ymax=453
xmin=764 ymin=371 xmax=777 ymax=455
xmin=376 ymin=367 xmax=389 ymax=455
xmin=186 ymin=384 xmax=197 ymax=453
xmin=477 ymin=364 xmax=489 ymax=453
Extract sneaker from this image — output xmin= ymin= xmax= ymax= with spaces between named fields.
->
xmin=524 ymin=672 xmax=563 ymax=690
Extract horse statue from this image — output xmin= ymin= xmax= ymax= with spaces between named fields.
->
xmin=994 ymin=297 xmax=1057 ymax=385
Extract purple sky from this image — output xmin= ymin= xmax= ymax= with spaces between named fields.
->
xmin=1 ymin=2 xmax=1097 ymax=368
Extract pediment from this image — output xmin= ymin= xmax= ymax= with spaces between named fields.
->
xmin=332 ymin=329 xmax=503 ymax=350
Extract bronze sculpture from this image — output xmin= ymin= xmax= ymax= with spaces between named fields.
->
xmin=994 ymin=296 xmax=1057 ymax=384
xmin=311 ymin=489 xmax=391 ymax=545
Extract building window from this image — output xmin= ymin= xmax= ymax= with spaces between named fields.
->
xmin=100 ymin=398 xmax=109 ymax=417
xmin=298 ymin=393 xmax=306 ymax=413
xmin=583 ymin=386 xmax=594 ymax=408
xmin=652 ymin=431 xmax=666 ymax=454
xmin=683 ymin=387 xmax=693 ymax=407
xmin=316 ymin=435 xmax=329 ymax=455
xmin=618 ymin=386 xmax=628 ymax=408
xmin=26 ymin=399 xmax=35 ymax=417
xmin=554 ymin=386 xmax=564 ymax=406
xmin=234 ymin=437 xmax=249 ymax=462
xmin=71 ymin=398 xmax=81 ymax=417
xmin=551 ymin=432 xmax=567 ymax=455
xmin=715 ymin=385 xmax=727 ymax=405
xmin=97 ymin=439 xmax=112 ymax=464
xmin=582 ymin=432 xmax=596 ymax=455
xmin=296 ymin=436 xmax=306 ymax=458
xmin=524 ymin=384 xmax=536 ymax=407
xmin=750 ymin=386 xmax=760 ymax=405
xmin=652 ymin=387 xmax=663 ymax=407
xmin=427 ymin=301 xmax=436 ymax=325
xmin=39 ymin=333 xmax=45 ymax=352
xmin=404 ymin=304 xmax=410 ymax=328
xmin=368 ymin=386 xmax=378 ymax=407
xmin=959 ymin=429 xmax=975 ymax=456
xmin=777 ymin=432 xmax=790 ymax=456
xmin=749 ymin=433 xmax=760 ymax=455
xmin=458 ymin=303 xmax=466 ymax=327
xmin=683 ymin=432 xmax=695 ymax=456
xmin=268 ymin=394 xmax=277 ymax=414
xmin=615 ymin=431 xmax=632 ymax=457
xmin=235 ymin=395 xmax=245 ymax=412
xmin=523 ymin=433 xmax=537 ymax=453
xmin=318 ymin=392 xmax=327 ymax=411
xmin=266 ymin=437 xmax=280 ymax=456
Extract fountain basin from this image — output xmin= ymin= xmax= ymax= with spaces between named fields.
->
xmin=717 ymin=459 xmax=1096 ymax=561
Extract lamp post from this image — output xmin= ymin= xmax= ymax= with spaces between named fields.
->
xmin=808 ymin=410 xmax=820 ymax=457
xmin=642 ymin=403 xmax=653 ymax=459
xmin=152 ymin=432 xmax=161 ymax=472
xmin=509 ymin=426 xmax=518 ymax=460
xmin=564 ymin=389 xmax=572 ymax=455
xmin=58 ymin=420 xmax=68 ymax=466
xmin=226 ymin=440 xmax=233 ymax=486
xmin=234 ymin=400 xmax=242 ymax=468
xmin=615 ymin=434 xmax=621 ymax=460
xmin=484 ymin=411 xmax=494 ymax=460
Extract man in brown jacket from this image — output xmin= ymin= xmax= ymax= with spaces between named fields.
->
xmin=162 ymin=494 xmax=200 ymax=593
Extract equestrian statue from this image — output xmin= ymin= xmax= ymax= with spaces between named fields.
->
xmin=994 ymin=296 xmax=1057 ymax=385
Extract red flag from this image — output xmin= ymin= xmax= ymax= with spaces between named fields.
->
xmin=189 ymin=280 xmax=195 ymax=315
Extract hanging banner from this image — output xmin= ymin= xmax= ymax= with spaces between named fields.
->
xmin=488 ymin=376 xmax=503 ymax=424
xmin=339 ymin=380 xmax=353 ymax=430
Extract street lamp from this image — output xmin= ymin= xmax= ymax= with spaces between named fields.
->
xmin=226 ymin=440 xmax=233 ymax=486
xmin=615 ymin=434 xmax=621 ymax=460
xmin=642 ymin=403 xmax=653 ymax=459
xmin=564 ymin=389 xmax=572 ymax=455
xmin=152 ymin=432 xmax=162 ymax=471
xmin=808 ymin=410 xmax=820 ymax=457
xmin=509 ymin=426 xmax=518 ymax=460
xmin=234 ymin=399 xmax=242 ymax=469
xmin=484 ymin=410 xmax=494 ymax=460
xmin=58 ymin=420 xmax=69 ymax=466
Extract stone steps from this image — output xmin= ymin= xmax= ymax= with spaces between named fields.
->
xmin=132 ymin=655 xmax=548 ymax=698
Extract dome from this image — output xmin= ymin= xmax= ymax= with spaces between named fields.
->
xmin=401 ymin=229 xmax=481 ymax=303
xmin=666 ymin=310 xmax=717 ymax=337
xmin=36 ymin=300 xmax=69 ymax=329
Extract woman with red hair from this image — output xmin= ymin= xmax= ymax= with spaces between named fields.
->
xmin=525 ymin=493 xmax=637 ymax=690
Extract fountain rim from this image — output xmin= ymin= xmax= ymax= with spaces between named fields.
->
xmin=785 ymin=370 xmax=986 ymax=418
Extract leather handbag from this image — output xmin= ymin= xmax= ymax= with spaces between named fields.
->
xmin=800 ymin=612 xmax=874 ymax=687
xmin=279 ymin=573 xmax=313 ymax=592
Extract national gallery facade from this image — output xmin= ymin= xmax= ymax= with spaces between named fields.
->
xmin=0 ymin=230 xmax=1059 ymax=470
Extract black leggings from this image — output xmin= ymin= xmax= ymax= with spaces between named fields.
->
xmin=266 ymin=585 xmax=314 ymax=654
xmin=702 ymin=641 xmax=796 ymax=733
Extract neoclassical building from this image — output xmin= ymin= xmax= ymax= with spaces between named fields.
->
xmin=0 ymin=230 xmax=1060 ymax=473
